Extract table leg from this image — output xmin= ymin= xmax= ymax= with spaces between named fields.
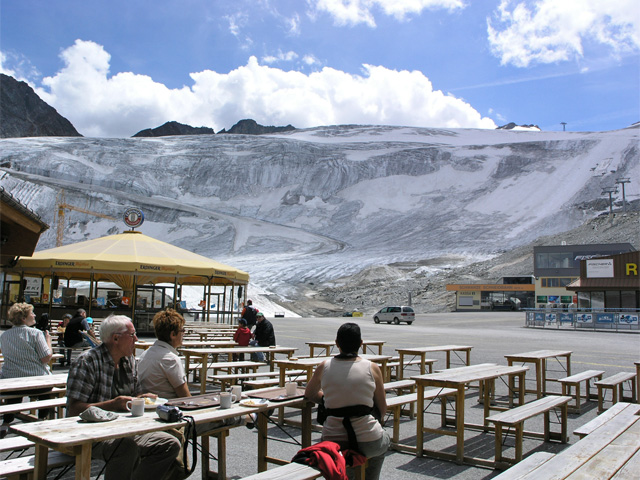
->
xmin=301 ymin=400 xmax=312 ymax=448
xmin=76 ymin=443 xmax=92 ymax=480
xmin=416 ymin=383 xmax=425 ymax=457
xmin=32 ymin=444 xmax=48 ymax=480
xmin=217 ymin=430 xmax=228 ymax=480
xmin=201 ymin=435 xmax=211 ymax=478
xmin=455 ymin=385 xmax=465 ymax=462
xmin=420 ymin=353 xmax=426 ymax=376
xmin=399 ymin=352 xmax=405 ymax=380
xmin=200 ymin=354 xmax=208 ymax=394
xmin=465 ymin=348 xmax=471 ymax=366
xmin=257 ymin=410 xmax=268 ymax=472
xmin=446 ymin=351 xmax=451 ymax=369
xmin=540 ymin=359 xmax=547 ymax=397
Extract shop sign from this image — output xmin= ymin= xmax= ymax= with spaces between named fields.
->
xmin=619 ymin=314 xmax=639 ymax=325
xmin=596 ymin=313 xmax=614 ymax=323
xmin=586 ymin=259 xmax=614 ymax=278
xmin=576 ymin=314 xmax=593 ymax=323
xmin=536 ymin=296 xmax=548 ymax=303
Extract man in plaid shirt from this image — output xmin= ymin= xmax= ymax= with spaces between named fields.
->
xmin=67 ymin=315 xmax=181 ymax=480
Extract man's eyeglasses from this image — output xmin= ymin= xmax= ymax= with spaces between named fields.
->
xmin=117 ymin=331 xmax=137 ymax=338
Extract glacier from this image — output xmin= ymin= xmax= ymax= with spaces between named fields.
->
xmin=1 ymin=124 xmax=638 ymax=313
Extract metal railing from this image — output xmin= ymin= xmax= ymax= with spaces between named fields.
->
xmin=524 ymin=309 xmax=639 ymax=332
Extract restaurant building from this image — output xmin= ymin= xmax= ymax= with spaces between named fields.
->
xmin=533 ymin=243 xmax=635 ymax=308
xmin=446 ymin=276 xmax=536 ymax=311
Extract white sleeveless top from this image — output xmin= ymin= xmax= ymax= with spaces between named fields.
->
xmin=321 ymin=357 xmax=385 ymax=443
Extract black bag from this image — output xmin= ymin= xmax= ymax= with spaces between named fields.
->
xmin=317 ymin=395 xmax=328 ymax=425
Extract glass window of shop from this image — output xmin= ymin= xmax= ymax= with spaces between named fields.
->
xmin=577 ymin=291 xmax=591 ymax=309
xmin=621 ymin=290 xmax=638 ymax=309
xmin=535 ymin=252 xmax=573 ymax=269
xmin=591 ymin=291 xmax=605 ymax=311
xmin=605 ymin=291 xmax=621 ymax=309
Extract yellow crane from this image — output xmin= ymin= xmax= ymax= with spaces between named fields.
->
xmin=56 ymin=190 xmax=116 ymax=246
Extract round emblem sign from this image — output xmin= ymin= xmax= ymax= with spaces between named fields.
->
xmin=123 ymin=207 xmax=144 ymax=229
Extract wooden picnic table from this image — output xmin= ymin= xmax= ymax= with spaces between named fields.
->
xmin=246 ymin=386 xmax=314 ymax=472
xmin=395 ymin=345 xmax=473 ymax=379
xmin=306 ymin=339 xmax=386 ymax=357
xmin=10 ymin=401 xmax=266 ymax=480
xmin=412 ymin=363 xmax=528 ymax=467
xmin=505 ymin=349 xmax=572 ymax=398
xmin=275 ymin=354 xmax=393 ymax=386
xmin=0 ymin=374 xmax=68 ymax=395
xmin=181 ymin=346 xmax=297 ymax=393
xmin=494 ymin=402 xmax=639 ymax=479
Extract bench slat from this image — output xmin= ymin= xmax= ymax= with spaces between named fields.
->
xmin=574 ymin=402 xmax=640 ymax=438
xmin=0 ymin=437 xmax=35 ymax=453
xmin=0 ymin=397 xmax=67 ymax=415
xmin=386 ymin=388 xmax=457 ymax=408
xmin=558 ymin=370 xmax=605 ymax=384
xmin=595 ymin=372 xmax=636 ymax=387
xmin=0 ymin=451 xmax=74 ymax=476
xmin=487 ymin=396 xmax=572 ymax=425
xmin=241 ymin=462 xmax=321 ymax=480
xmin=492 ymin=451 xmax=555 ymax=479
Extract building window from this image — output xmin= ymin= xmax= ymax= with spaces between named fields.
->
xmin=621 ymin=291 xmax=638 ymax=309
xmin=541 ymin=277 xmax=575 ymax=287
xmin=535 ymin=252 xmax=573 ymax=269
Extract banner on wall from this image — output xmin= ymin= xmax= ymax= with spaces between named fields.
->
xmin=560 ymin=313 xmax=573 ymax=323
xmin=596 ymin=313 xmax=615 ymax=323
xmin=619 ymin=314 xmax=639 ymax=325
xmin=545 ymin=314 xmax=557 ymax=323
xmin=576 ymin=314 xmax=593 ymax=323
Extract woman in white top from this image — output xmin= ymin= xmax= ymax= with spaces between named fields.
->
xmin=0 ymin=303 xmax=53 ymax=430
xmin=305 ymin=323 xmax=390 ymax=480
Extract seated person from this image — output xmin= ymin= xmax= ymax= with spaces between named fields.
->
xmin=66 ymin=314 xmax=181 ymax=480
xmin=305 ymin=323 xmax=390 ymax=480
xmin=138 ymin=309 xmax=247 ymax=429
xmin=64 ymin=308 xmax=98 ymax=349
xmin=233 ymin=318 xmax=252 ymax=361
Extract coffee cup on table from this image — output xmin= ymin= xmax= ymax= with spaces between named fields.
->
xmin=285 ymin=382 xmax=298 ymax=397
xmin=219 ymin=392 xmax=236 ymax=409
xmin=229 ymin=385 xmax=242 ymax=402
xmin=126 ymin=398 xmax=145 ymax=417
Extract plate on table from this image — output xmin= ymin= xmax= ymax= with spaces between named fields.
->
xmin=144 ymin=397 xmax=167 ymax=410
xmin=239 ymin=398 xmax=268 ymax=407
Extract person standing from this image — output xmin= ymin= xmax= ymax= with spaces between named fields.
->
xmin=233 ymin=318 xmax=252 ymax=361
xmin=66 ymin=315 xmax=181 ymax=480
xmin=250 ymin=313 xmax=275 ymax=362
xmin=305 ymin=323 xmax=389 ymax=480
xmin=240 ymin=299 xmax=258 ymax=329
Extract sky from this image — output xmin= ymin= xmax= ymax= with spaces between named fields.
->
xmin=1 ymin=0 xmax=639 ymax=138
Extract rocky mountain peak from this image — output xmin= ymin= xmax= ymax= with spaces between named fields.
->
xmin=0 ymin=74 xmax=82 ymax=138
xmin=132 ymin=121 xmax=214 ymax=137
xmin=217 ymin=118 xmax=295 ymax=135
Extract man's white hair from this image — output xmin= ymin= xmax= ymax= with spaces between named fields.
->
xmin=100 ymin=315 xmax=133 ymax=343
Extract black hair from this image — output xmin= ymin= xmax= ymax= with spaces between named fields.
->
xmin=336 ymin=322 xmax=361 ymax=355
xmin=238 ymin=318 xmax=247 ymax=326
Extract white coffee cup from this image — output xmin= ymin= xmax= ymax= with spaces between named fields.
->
xmin=285 ymin=382 xmax=298 ymax=397
xmin=126 ymin=398 xmax=145 ymax=417
xmin=219 ymin=392 xmax=237 ymax=409
xmin=229 ymin=385 xmax=242 ymax=402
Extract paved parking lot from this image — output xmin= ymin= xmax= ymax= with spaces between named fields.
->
xmin=3 ymin=312 xmax=638 ymax=479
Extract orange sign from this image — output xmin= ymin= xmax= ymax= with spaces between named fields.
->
xmin=121 ymin=296 xmax=130 ymax=306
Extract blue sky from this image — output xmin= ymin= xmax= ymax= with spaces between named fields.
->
xmin=1 ymin=0 xmax=638 ymax=137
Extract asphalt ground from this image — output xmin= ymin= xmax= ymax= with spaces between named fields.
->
xmin=2 ymin=312 xmax=638 ymax=479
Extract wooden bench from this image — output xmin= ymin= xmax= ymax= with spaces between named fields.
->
xmin=0 ymin=437 xmax=35 ymax=454
xmin=244 ymin=376 xmax=304 ymax=390
xmin=209 ymin=370 xmax=306 ymax=390
xmin=385 ymin=387 xmax=457 ymax=453
xmin=0 ymin=451 xmax=74 ymax=479
xmin=0 ymin=397 xmax=67 ymax=421
xmin=558 ymin=369 xmax=604 ymax=413
xmin=574 ymin=402 xmax=640 ymax=439
xmin=386 ymin=358 xmax=434 ymax=381
xmin=240 ymin=462 xmax=322 ymax=479
xmin=491 ymin=451 xmax=556 ymax=479
xmin=595 ymin=372 xmax=637 ymax=413
xmin=486 ymin=395 xmax=571 ymax=469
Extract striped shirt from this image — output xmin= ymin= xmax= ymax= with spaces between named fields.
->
xmin=0 ymin=325 xmax=51 ymax=378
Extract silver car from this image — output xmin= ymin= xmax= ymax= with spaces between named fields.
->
xmin=373 ymin=306 xmax=415 ymax=325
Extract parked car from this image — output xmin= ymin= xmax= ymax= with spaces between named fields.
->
xmin=373 ymin=306 xmax=415 ymax=325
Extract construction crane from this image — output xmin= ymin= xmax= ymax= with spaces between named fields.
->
xmin=56 ymin=190 xmax=116 ymax=246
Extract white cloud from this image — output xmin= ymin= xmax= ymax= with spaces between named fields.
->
xmin=313 ymin=0 xmax=466 ymax=27
xmin=0 ymin=51 xmax=40 ymax=84
xmin=34 ymin=40 xmax=495 ymax=137
xmin=262 ymin=50 xmax=299 ymax=64
xmin=488 ymin=0 xmax=640 ymax=67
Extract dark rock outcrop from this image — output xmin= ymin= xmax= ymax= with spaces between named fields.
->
xmin=497 ymin=122 xmax=541 ymax=131
xmin=132 ymin=121 xmax=214 ymax=137
xmin=218 ymin=119 xmax=295 ymax=135
xmin=0 ymin=74 xmax=82 ymax=138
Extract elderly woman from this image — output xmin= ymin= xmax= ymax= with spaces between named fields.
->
xmin=305 ymin=323 xmax=390 ymax=480
xmin=0 ymin=303 xmax=53 ymax=432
